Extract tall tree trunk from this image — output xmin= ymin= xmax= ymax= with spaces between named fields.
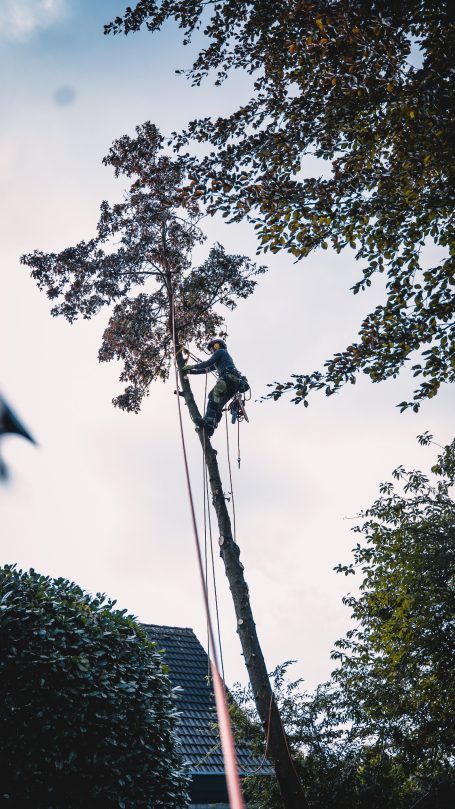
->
xmin=175 ymin=346 xmax=309 ymax=809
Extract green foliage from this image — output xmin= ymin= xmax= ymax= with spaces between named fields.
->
xmin=21 ymin=122 xmax=263 ymax=412
xmin=231 ymin=665 xmax=422 ymax=809
xmin=332 ymin=435 xmax=455 ymax=776
xmin=230 ymin=438 xmax=455 ymax=808
xmin=0 ymin=565 xmax=189 ymax=808
xmin=106 ymin=1 xmax=455 ymax=411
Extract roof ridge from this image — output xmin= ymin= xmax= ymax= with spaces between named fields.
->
xmin=142 ymin=623 xmax=194 ymax=633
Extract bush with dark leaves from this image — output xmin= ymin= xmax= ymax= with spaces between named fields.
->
xmin=0 ymin=565 xmax=189 ymax=808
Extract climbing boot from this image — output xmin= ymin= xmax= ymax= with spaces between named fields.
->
xmin=194 ymin=417 xmax=215 ymax=437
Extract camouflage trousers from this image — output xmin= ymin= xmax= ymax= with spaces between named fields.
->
xmin=205 ymin=373 xmax=244 ymax=429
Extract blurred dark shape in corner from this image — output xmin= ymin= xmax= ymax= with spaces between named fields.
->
xmin=0 ymin=395 xmax=36 ymax=481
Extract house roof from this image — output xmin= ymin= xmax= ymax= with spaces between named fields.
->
xmin=143 ymin=624 xmax=271 ymax=776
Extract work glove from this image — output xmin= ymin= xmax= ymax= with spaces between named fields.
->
xmin=182 ymin=364 xmax=194 ymax=374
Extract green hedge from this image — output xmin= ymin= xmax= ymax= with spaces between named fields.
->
xmin=0 ymin=565 xmax=189 ymax=808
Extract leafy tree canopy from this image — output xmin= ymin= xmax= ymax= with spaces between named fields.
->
xmin=106 ymin=1 xmax=455 ymax=411
xmin=22 ymin=123 xmax=263 ymax=412
xmin=0 ymin=565 xmax=189 ymax=808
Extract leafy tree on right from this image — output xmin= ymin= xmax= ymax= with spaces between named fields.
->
xmin=230 ymin=435 xmax=455 ymax=808
xmin=106 ymin=1 xmax=455 ymax=411
xmin=330 ymin=434 xmax=455 ymax=800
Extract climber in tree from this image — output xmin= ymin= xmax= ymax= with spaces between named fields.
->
xmin=182 ymin=338 xmax=249 ymax=436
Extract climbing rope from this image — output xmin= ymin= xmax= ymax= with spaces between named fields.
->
xmin=186 ymin=347 xmax=218 ymax=377
xmin=201 ymin=374 xmax=211 ymax=680
xmin=172 ymin=339 xmax=305 ymax=796
xmin=224 ymin=410 xmax=238 ymax=542
xmin=204 ymin=454 xmax=226 ymax=683
xmin=180 ymin=340 xmax=253 ymax=710
xmin=170 ymin=298 xmax=245 ymax=809
xmin=202 ymin=371 xmax=225 ymax=684
xmin=248 ymin=691 xmax=274 ymax=775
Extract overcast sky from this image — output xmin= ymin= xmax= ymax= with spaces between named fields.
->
xmin=1 ymin=0 xmax=453 ymax=691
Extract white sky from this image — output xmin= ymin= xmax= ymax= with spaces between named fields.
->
xmin=1 ymin=0 xmax=453 ymax=691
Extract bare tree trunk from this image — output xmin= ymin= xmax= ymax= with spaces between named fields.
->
xmin=175 ymin=346 xmax=309 ymax=809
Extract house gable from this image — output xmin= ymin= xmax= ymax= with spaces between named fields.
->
xmin=143 ymin=624 xmax=271 ymax=805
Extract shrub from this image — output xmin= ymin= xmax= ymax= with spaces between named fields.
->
xmin=0 ymin=565 xmax=189 ymax=808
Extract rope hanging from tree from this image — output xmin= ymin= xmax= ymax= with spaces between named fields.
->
xmin=202 ymin=370 xmax=225 ymax=683
xmin=170 ymin=298 xmax=245 ymax=809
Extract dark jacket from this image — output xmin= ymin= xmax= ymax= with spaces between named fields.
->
xmin=189 ymin=348 xmax=238 ymax=377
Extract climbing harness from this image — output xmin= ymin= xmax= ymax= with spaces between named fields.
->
xmin=170 ymin=302 xmax=245 ymax=809
xmin=227 ymin=386 xmax=251 ymax=468
xmin=228 ymin=392 xmax=249 ymax=425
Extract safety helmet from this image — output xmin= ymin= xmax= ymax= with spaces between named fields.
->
xmin=207 ymin=337 xmax=227 ymax=351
